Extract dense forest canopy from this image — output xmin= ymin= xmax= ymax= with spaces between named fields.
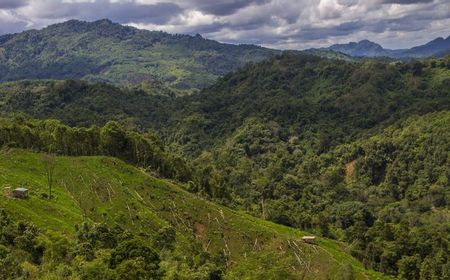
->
xmin=2 ymin=53 xmax=449 ymax=153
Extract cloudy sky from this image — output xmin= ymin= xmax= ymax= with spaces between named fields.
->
xmin=0 ymin=0 xmax=449 ymax=49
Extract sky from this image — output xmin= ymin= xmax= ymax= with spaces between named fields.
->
xmin=0 ymin=0 xmax=449 ymax=50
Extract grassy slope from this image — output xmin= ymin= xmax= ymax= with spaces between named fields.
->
xmin=0 ymin=149 xmax=388 ymax=279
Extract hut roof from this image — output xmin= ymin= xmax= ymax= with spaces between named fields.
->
xmin=302 ymin=236 xmax=316 ymax=240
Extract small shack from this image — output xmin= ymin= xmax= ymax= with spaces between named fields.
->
xmin=302 ymin=236 xmax=317 ymax=244
xmin=12 ymin=188 xmax=29 ymax=199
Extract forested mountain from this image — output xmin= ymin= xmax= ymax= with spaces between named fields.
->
xmin=166 ymin=53 xmax=450 ymax=153
xmin=0 ymin=52 xmax=449 ymax=279
xmin=2 ymin=53 xmax=448 ymax=152
xmin=0 ymin=19 xmax=280 ymax=94
xmin=324 ymin=36 xmax=450 ymax=58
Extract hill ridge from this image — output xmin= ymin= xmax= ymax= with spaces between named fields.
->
xmin=322 ymin=35 xmax=450 ymax=58
xmin=0 ymin=19 xmax=281 ymax=94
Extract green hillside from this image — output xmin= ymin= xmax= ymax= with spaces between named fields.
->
xmin=0 ymin=80 xmax=170 ymax=129
xmin=1 ymin=54 xmax=449 ymax=145
xmin=166 ymin=53 xmax=450 ymax=154
xmin=162 ymin=55 xmax=450 ymax=278
xmin=0 ymin=149 xmax=386 ymax=279
xmin=0 ymin=19 xmax=281 ymax=94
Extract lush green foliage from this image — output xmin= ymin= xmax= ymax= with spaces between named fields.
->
xmin=171 ymin=110 xmax=450 ymax=278
xmin=2 ymin=54 xmax=449 ymax=152
xmin=166 ymin=53 xmax=450 ymax=154
xmin=0 ymin=80 xmax=169 ymax=129
xmin=168 ymin=55 xmax=450 ymax=278
xmin=0 ymin=20 xmax=351 ymax=95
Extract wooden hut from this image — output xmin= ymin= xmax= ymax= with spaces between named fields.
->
xmin=12 ymin=188 xmax=29 ymax=199
xmin=302 ymin=236 xmax=317 ymax=244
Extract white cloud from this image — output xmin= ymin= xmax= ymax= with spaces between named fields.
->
xmin=0 ymin=0 xmax=449 ymax=49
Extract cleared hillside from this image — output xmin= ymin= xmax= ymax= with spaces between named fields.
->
xmin=0 ymin=149 xmax=387 ymax=279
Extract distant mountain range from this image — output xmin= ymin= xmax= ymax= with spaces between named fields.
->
xmin=322 ymin=36 xmax=450 ymax=58
xmin=0 ymin=19 xmax=448 ymax=93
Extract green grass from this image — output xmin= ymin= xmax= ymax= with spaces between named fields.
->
xmin=0 ymin=149 xmax=389 ymax=279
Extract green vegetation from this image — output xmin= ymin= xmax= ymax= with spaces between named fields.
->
xmin=0 ymin=19 xmax=352 ymax=96
xmin=0 ymin=19 xmax=280 ymax=94
xmin=0 ymin=116 xmax=190 ymax=181
xmin=0 ymin=149 xmax=385 ymax=279
xmin=169 ymin=55 xmax=450 ymax=279
xmin=0 ymin=80 xmax=169 ymax=128
xmin=0 ymin=51 xmax=449 ymax=279
xmin=1 ymin=54 xmax=449 ymax=149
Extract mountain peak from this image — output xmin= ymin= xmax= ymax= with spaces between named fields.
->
xmin=45 ymin=18 xmax=125 ymax=31
xmin=358 ymin=39 xmax=375 ymax=44
xmin=60 ymin=18 xmax=114 ymax=26
xmin=357 ymin=39 xmax=381 ymax=47
xmin=327 ymin=39 xmax=384 ymax=57
xmin=0 ymin=19 xmax=279 ymax=93
xmin=93 ymin=18 xmax=114 ymax=25
xmin=40 ymin=18 xmax=137 ymax=39
xmin=407 ymin=35 xmax=450 ymax=56
xmin=425 ymin=36 xmax=444 ymax=45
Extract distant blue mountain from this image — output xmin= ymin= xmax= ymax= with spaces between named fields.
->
xmin=322 ymin=36 xmax=450 ymax=58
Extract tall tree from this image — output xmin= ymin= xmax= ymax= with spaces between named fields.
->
xmin=42 ymin=154 xmax=56 ymax=200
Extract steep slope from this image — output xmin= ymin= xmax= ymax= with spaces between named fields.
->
xmin=0 ymin=149 xmax=387 ymax=279
xmin=324 ymin=36 xmax=450 ymax=58
xmin=404 ymin=36 xmax=450 ymax=57
xmin=164 ymin=53 xmax=450 ymax=154
xmin=0 ymin=19 xmax=280 ymax=94
xmin=181 ymin=111 xmax=450 ymax=279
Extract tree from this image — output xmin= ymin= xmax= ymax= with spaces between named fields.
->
xmin=153 ymin=226 xmax=176 ymax=251
xmin=99 ymin=121 xmax=128 ymax=158
xmin=397 ymin=255 xmax=420 ymax=280
xmin=42 ymin=153 xmax=56 ymax=200
xmin=115 ymin=258 xmax=152 ymax=280
xmin=0 ymin=247 xmax=22 ymax=280
xmin=78 ymin=259 xmax=114 ymax=280
xmin=110 ymin=239 xmax=162 ymax=279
